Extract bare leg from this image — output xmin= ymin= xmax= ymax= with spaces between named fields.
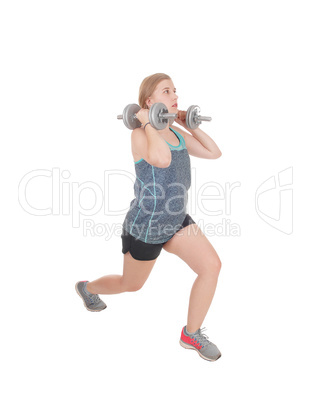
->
xmin=163 ymin=224 xmax=222 ymax=333
xmin=186 ymin=272 xmax=219 ymax=333
xmin=86 ymin=251 xmax=158 ymax=295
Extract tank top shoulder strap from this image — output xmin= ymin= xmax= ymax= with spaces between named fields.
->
xmin=169 ymin=127 xmax=186 ymax=148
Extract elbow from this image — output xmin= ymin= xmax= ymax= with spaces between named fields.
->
xmin=212 ymin=151 xmax=222 ymax=159
xmin=154 ymin=158 xmax=172 ymax=169
xmin=150 ymin=155 xmax=171 ymax=168
xmin=157 ymin=156 xmax=171 ymax=168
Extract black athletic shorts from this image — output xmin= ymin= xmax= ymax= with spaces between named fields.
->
xmin=121 ymin=214 xmax=196 ymax=261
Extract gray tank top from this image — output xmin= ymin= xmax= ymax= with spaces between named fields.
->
xmin=123 ymin=127 xmax=191 ymax=244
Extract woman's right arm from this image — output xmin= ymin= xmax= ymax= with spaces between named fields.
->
xmin=131 ymin=109 xmax=171 ymax=168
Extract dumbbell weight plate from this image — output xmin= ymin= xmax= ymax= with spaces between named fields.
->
xmin=186 ymin=105 xmax=201 ymax=130
xmin=149 ymin=103 xmax=169 ymax=130
xmin=123 ymin=104 xmax=142 ymax=130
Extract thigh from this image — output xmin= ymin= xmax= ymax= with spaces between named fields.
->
xmin=162 ymin=223 xmax=221 ymax=276
xmin=121 ymin=251 xmax=158 ymax=291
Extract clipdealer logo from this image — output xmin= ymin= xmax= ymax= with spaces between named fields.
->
xmin=17 ymin=166 xmax=293 ymax=238
xmin=255 ymin=167 xmax=293 ymax=234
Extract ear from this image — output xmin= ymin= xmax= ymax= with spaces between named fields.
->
xmin=146 ymin=97 xmax=152 ymax=108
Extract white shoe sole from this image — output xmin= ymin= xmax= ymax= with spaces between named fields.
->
xmin=179 ymin=339 xmax=221 ymax=361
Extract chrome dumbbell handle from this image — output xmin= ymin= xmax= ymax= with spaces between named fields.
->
xmin=197 ymin=116 xmax=212 ymax=122
xmin=159 ymin=112 xmax=177 ymax=119
xmin=117 ymin=113 xmax=139 ymax=121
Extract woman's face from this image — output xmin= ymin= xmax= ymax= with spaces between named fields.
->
xmin=146 ymin=79 xmax=178 ymax=113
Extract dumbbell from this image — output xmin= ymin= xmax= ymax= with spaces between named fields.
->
xmin=117 ymin=103 xmax=177 ymax=130
xmin=117 ymin=102 xmax=211 ymax=130
xmin=150 ymin=103 xmax=212 ymax=130
xmin=150 ymin=103 xmax=212 ymax=129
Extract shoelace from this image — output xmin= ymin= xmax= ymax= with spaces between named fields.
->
xmin=194 ymin=327 xmax=212 ymax=348
xmin=87 ymin=293 xmax=101 ymax=305
xmin=84 ymin=287 xmax=101 ymax=305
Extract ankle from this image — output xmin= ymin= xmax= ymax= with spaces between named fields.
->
xmin=186 ymin=325 xmax=198 ymax=334
xmin=86 ymin=282 xmax=95 ymax=294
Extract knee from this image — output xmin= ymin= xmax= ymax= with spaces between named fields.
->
xmin=216 ymin=258 xmax=222 ymax=271
xmin=200 ymin=257 xmax=222 ymax=276
xmin=212 ymin=257 xmax=222 ymax=274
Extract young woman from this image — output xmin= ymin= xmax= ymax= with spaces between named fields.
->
xmin=76 ymin=73 xmax=223 ymax=362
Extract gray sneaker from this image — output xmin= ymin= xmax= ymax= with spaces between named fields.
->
xmin=180 ymin=326 xmax=221 ymax=361
xmin=75 ymin=281 xmax=107 ymax=312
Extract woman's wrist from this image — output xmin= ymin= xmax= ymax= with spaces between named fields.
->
xmin=143 ymin=122 xmax=151 ymax=129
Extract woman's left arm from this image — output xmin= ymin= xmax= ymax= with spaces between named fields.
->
xmin=172 ymin=110 xmax=222 ymax=159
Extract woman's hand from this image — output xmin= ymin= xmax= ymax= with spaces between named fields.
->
xmin=135 ymin=108 xmax=150 ymax=127
xmin=174 ymin=110 xmax=188 ymax=130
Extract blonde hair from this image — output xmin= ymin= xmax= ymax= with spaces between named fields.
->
xmin=138 ymin=73 xmax=172 ymax=109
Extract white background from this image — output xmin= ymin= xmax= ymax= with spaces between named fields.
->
xmin=1 ymin=0 xmax=310 ymax=401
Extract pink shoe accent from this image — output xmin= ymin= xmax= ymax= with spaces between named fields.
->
xmin=180 ymin=327 xmax=203 ymax=350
